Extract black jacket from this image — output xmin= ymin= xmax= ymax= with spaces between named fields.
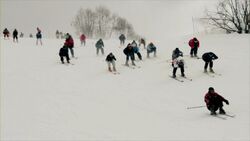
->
xmin=123 ymin=45 xmax=134 ymax=55
xmin=202 ymin=52 xmax=218 ymax=62
xmin=59 ymin=46 xmax=69 ymax=56
xmin=172 ymin=49 xmax=183 ymax=60
xmin=13 ymin=30 xmax=18 ymax=37
xmin=106 ymin=54 xmax=116 ymax=62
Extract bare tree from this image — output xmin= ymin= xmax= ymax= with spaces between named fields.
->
xmin=204 ymin=0 xmax=249 ymax=33
xmin=72 ymin=8 xmax=96 ymax=38
xmin=95 ymin=6 xmax=111 ymax=38
xmin=72 ymin=6 xmax=139 ymax=39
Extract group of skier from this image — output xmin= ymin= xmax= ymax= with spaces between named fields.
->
xmin=3 ymin=29 xmax=230 ymax=116
xmin=170 ymin=37 xmax=229 ymax=115
xmin=3 ymin=27 xmax=43 ymax=45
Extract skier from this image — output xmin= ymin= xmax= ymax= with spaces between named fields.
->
xmin=119 ymin=34 xmax=126 ymax=45
xmin=204 ymin=87 xmax=229 ymax=115
xmin=20 ymin=32 xmax=24 ymax=38
xmin=202 ymin=52 xmax=218 ymax=73
xmin=139 ymin=38 xmax=146 ymax=49
xmin=123 ymin=43 xmax=136 ymax=66
xmin=172 ymin=48 xmax=183 ymax=60
xmin=3 ymin=28 xmax=10 ymax=39
xmin=56 ymin=30 xmax=60 ymax=39
xmin=59 ymin=44 xmax=70 ymax=64
xmin=106 ymin=52 xmax=117 ymax=72
xmin=95 ymin=38 xmax=104 ymax=55
xmin=172 ymin=55 xmax=185 ymax=78
xmin=64 ymin=33 xmax=75 ymax=58
xmin=131 ymin=40 xmax=142 ymax=60
xmin=188 ymin=37 xmax=200 ymax=57
xmin=36 ymin=27 xmax=42 ymax=45
xmin=80 ymin=34 xmax=86 ymax=46
xmin=12 ymin=29 xmax=18 ymax=43
xmin=146 ymin=42 xmax=157 ymax=58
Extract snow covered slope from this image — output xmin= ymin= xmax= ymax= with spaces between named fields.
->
xmin=1 ymin=34 xmax=250 ymax=140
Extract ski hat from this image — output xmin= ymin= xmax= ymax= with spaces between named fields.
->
xmin=208 ymin=87 xmax=214 ymax=91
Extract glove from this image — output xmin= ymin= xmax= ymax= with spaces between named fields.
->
xmin=225 ymin=100 xmax=229 ymax=105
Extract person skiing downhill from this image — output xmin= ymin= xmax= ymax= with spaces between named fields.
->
xmin=80 ymin=34 xmax=86 ymax=46
xmin=172 ymin=48 xmax=183 ymax=60
xmin=123 ymin=43 xmax=136 ymax=66
xmin=202 ymin=52 xmax=218 ymax=73
xmin=12 ymin=29 xmax=18 ymax=43
xmin=147 ymin=42 xmax=157 ymax=58
xmin=36 ymin=27 xmax=42 ymax=45
xmin=59 ymin=44 xmax=70 ymax=64
xmin=131 ymin=40 xmax=142 ymax=60
xmin=64 ymin=33 xmax=75 ymax=58
xmin=172 ymin=55 xmax=185 ymax=78
xmin=119 ymin=34 xmax=126 ymax=46
xmin=3 ymin=28 xmax=10 ymax=39
xmin=188 ymin=37 xmax=200 ymax=57
xmin=139 ymin=38 xmax=146 ymax=49
xmin=204 ymin=87 xmax=229 ymax=115
xmin=95 ymin=39 xmax=104 ymax=55
xmin=106 ymin=52 xmax=117 ymax=72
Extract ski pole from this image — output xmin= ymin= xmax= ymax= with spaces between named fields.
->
xmin=187 ymin=105 xmax=206 ymax=109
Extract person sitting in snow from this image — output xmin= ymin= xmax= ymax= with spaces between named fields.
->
xmin=147 ymin=42 xmax=157 ymax=58
xmin=123 ymin=43 xmax=135 ymax=66
xmin=202 ymin=52 xmax=218 ymax=73
xmin=131 ymin=40 xmax=142 ymax=60
xmin=172 ymin=56 xmax=185 ymax=78
xmin=106 ymin=52 xmax=117 ymax=72
xmin=95 ymin=38 xmax=104 ymax=55
xmin=59 ymin=44 xmax=70 ymax=64
xmin=204 ymin=87 xmax=229 ymax=115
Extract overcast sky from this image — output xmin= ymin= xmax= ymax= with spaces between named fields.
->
xmin=0 ymin=0 xmax=219 ymax=39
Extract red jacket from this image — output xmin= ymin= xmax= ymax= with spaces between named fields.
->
xmin=188 ymin=38 xmax=200 ymax=48
xmin=80 ymin=34 xmax=86 ymax=41
xmin=64 ymin=37 xmax=74 ymax=48
xmin=204 ymin=92 xmax=226 ymax=106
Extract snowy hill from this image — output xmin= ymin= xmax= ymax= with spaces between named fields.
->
xmin=1 ymin=34 xmax=250 ymax=140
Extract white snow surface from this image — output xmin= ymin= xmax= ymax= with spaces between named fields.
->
xmin=1 ymin=34 xmax=250 ymax=140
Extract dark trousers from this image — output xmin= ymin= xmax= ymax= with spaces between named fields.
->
xmin=60 ymin=55 xmax=70 ymax=63
xmin=136 ymin=52 xmax=142 ymax=60
xmin=120 ymin=40 xmax=125 ymax=45
xmin=173 ymin=65 xmax=184 ymax=76
xmin=126 ymin=54 xmax=135 ymax=61
xmin=190 ymin=46 xmax=198 ymax=56
xmin=13 ymin=35 xmax=18 ymax=42
xmin=204 ymin=61 xmax=213 ymax=70
xmin=207 ymin=102 xmax=224 ymax=113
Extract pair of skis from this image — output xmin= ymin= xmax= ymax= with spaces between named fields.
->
xmin=169 ymin=75 xmax=192 ymax=82
xmin=212 ymin=113 xmax=236 ymax=120
xmin=205 ymin=72 xmax=222 ymax=77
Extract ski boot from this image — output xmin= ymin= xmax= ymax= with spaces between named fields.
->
xmin=113 ymin=67 xmax=116 ymax=72
xmin=210 ymin=68 xmax=214 ymax=73
xmin=181 ymin=73 xmax=185 ymax=77
xmin=204 ymin=69 xmax=207 ymax=73
xmin=219 ymin=108 xmax=226 ymax=114
xmin=108 ymin=67 xmax=112 ymax=72
xmin=132 ymin=61 xmax=136 ymax=66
